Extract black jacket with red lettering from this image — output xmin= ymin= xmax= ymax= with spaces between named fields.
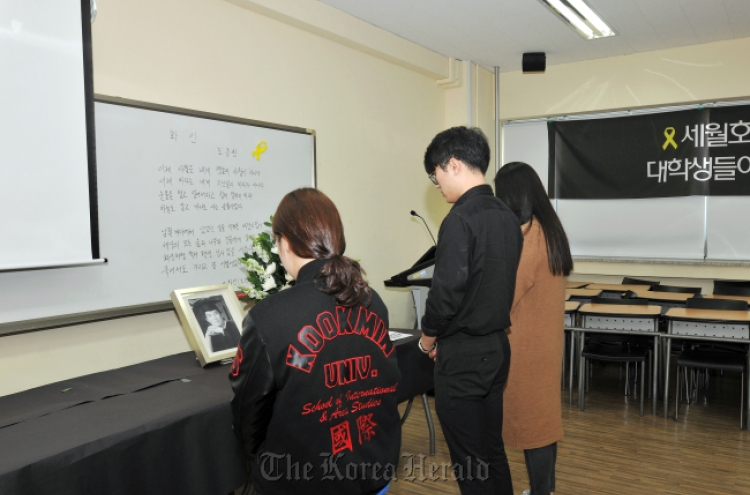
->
xmin=229 ymin=259 xmax=401 ymax=495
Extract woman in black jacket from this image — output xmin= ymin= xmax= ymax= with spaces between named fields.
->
xmin=230 ymin=188 xmax=401 ymax=495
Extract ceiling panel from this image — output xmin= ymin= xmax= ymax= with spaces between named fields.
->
xmin=317 ymin=0 xmax=750 ymax=72
xmin=676 ymin=0 xmax=733 ymax=44
xmin=722 ymin=0 xmax=750 ymax=39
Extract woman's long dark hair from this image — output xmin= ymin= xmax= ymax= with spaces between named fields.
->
xmin=494 ymin=162 xmax=573 ymax=276
xmin=272 ymin=188 xmax=372 ymax=307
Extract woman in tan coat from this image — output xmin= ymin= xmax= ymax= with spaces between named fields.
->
xmin=494 ymin=162 xmax=573 ymax=495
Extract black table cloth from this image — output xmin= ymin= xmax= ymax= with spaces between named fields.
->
xmin=0 ymin=328 xmax=433 ymax=495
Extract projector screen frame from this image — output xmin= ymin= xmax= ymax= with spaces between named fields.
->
xmin=81 ymin=0 xmax=100 ymax=261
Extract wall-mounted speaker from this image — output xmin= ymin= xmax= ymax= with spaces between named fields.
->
xmin=522 ymin=52 xmax=546 ymax=73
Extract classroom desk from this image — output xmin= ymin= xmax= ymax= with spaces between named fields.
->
xmin=583 ymin=283 xmax=653 ymax=294
xmin=564 ymin=301 xmax=580 ymax=327
xmin=704 ymin=294 xmax=750 ymax=304
xmin=566 ymin=288 xmax=602 ymax=301
xmin=0 ymin=329 xmax=433 ymax=495
xmin=566 ymin=281 xmax=591 ymax=289
xmin=632 ymin=290 xmax=694 ymax=313
xmin=662 ymin=308 xmax=750 ymax=426
xmin=633 ymin=291 xmax=694 ymax=303
xmin=564 ymin=301 xmax=580 ymax=403
xmin=574 ymin=303 xmax=662 ymax=415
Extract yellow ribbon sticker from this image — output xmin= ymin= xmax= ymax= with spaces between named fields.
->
xmin=252 ymin=141 xmax=268 ymax=161
xmin=662 ymin=127 xmax=677 ymax=150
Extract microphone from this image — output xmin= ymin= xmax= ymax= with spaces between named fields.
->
xmin=410 ymin=210 xmax=437 ymax=246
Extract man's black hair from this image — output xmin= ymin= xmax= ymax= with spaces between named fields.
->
xmin=191 ymin=297 xmax=225 ymax=324
xmin=423 ymin=126 xmax=490 ymax=175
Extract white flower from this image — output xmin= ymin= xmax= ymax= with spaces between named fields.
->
xmin=285 ymin=272 xmax=294 ymax=282
xmin=262 ymin=276 xmax=276 ymax=291
xmin=281 ymin=284 xmax=291 ymax=291
xmin=241 ymin=257 xmax=264 ymax=275
xmin=264 ymin=262 xmax=277 ymax=276
xmin=248 ymin=287 xmax=268 ymax=299
xmin=270 ymin=244 xmax=278 ymax=255
xmin=258 ymin=249 xmax=270 ymax=264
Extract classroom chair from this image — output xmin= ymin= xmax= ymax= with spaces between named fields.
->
xmin=652 ymin=285 xmax=702 ymax=357
xmin=621 ymin=277 xmax=659 ymax=289
xmin=673 ymin=297 xmax=749 ymax=427
xmin=581 ymin=297 xmax=652 ymax=416
xmin=713 ymin=280 xmax=750 ymax=297
xmin=687 ymin=297 xmax=748 ymax=311
xmin=651 ymin=284 xmax=702 ymax=295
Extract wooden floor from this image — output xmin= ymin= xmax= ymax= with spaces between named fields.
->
xmin=392 ymin=364 xmax=750 ymax=495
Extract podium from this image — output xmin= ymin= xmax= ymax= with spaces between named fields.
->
xmin=384 ymin=248 xmax=438 ymax=454
xmin=384 ymin=246 xmax=435 ymax=330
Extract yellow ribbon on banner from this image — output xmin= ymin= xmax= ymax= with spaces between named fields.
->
xmin=252 ymin=141 xmax=268 ymax=161
xmin=662 ymin=127 xmax=677 ymax=150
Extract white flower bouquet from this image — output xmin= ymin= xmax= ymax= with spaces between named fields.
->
xmin=238 ymin=218 xmax=293 ymax=300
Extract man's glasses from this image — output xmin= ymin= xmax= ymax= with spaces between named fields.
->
xmin=428 ymin=172 xmax=438 ymax=185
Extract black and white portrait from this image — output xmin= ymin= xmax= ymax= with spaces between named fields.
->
xmin=171 ymin=284 xmax=245 ymax=366
xmin=190 ymin=296 xmax=242 ymax=353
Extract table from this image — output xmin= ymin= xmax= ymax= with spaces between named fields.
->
xmin=566 ymin=288 xmax=602 ymax=302
xmin=390 ymin=329 xmax=437 ymax=456
xmin=704 ymin=294 xmax=750 ymax=304
xmin=0 ymin=329 xmax=433 ymax=495
xmin=633 ymin=290 xmax=694 ymax=313
xmin=564 ymin=301 xmax=580 ymax=401
xmin=574 ymin=303 xmax=662 ymax=415
xmin=633 ymin=291 xmax=694 ymax=303
xmin=662 ymin=308 xmax=750 ymax=426
xmin=0 ymin=353 xmax=247 ymax=495
xmin=583 ymin=283 xmax=652 ymax=295
xmin=566 ymin=281 xmax=591 ymax=289
xmin=564 ymin=301 xmax=580 ymax=327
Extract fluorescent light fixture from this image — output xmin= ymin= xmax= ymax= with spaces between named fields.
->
xmin=538 ymin=0 xmax=616 ymax=40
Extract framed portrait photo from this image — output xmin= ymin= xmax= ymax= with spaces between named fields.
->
xmin=171 ymin=284 xmax=245 ymax=367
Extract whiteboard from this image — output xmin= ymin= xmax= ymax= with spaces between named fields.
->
xmin=556 ymin=197 xmax=706 ymax=259
xmin=706 ymin=197 xmax=750 ymax=260
xmin=0 ymin=99 xmax=315 ymax=326
xmin=0 ymin=0 xmax=96 ymax=269
xmin=501 ymin=121 xmax=549 ymax=190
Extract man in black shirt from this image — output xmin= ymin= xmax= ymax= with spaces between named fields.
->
xmin=419 ymin=127 xmax=522 ymax=495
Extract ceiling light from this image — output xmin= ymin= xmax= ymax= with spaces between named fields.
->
xmin=538 ymin=0 xmax=616 ymax=40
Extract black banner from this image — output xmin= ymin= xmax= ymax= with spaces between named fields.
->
xmin=548 ymin=105 xmax=750 ymax=199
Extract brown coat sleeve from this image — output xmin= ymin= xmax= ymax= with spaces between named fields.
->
xmin=502 ymin=220 xmax=565 ymax=450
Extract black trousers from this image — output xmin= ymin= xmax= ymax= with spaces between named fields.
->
xmin=524 ymin=442 xmax=557 ymax=494
xmin=434 ymin=332 xmax=512 ymax=495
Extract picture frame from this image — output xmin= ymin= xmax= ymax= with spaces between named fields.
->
xmin=171 ymin=284 xmax=245 ymax=367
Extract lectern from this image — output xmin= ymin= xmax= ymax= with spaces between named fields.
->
xmin=384 ymin=246 xmax=435 ymax=329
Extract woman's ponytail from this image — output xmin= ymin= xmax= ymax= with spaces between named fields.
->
xmin=272 ymin=188 xmax=373 ymax=308
xmin=316 ymin=254 xmax=372 ymax=307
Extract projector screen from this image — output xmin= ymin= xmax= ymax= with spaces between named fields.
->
xmin=0 ymin=0 xmax=98 ymax=271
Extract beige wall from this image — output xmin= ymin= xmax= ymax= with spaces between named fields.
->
xmin=443 ymin=61 xmax=498 ymax=185
xmin=499 ymin=36 xmax=750 ymax=282
xmin=0 ymin=0 xmax=462 ymax=396
xmin=0 ymin=313 xmax=191 ymax=396
xmin=500 ymin=37 xmax=750 ymax=121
